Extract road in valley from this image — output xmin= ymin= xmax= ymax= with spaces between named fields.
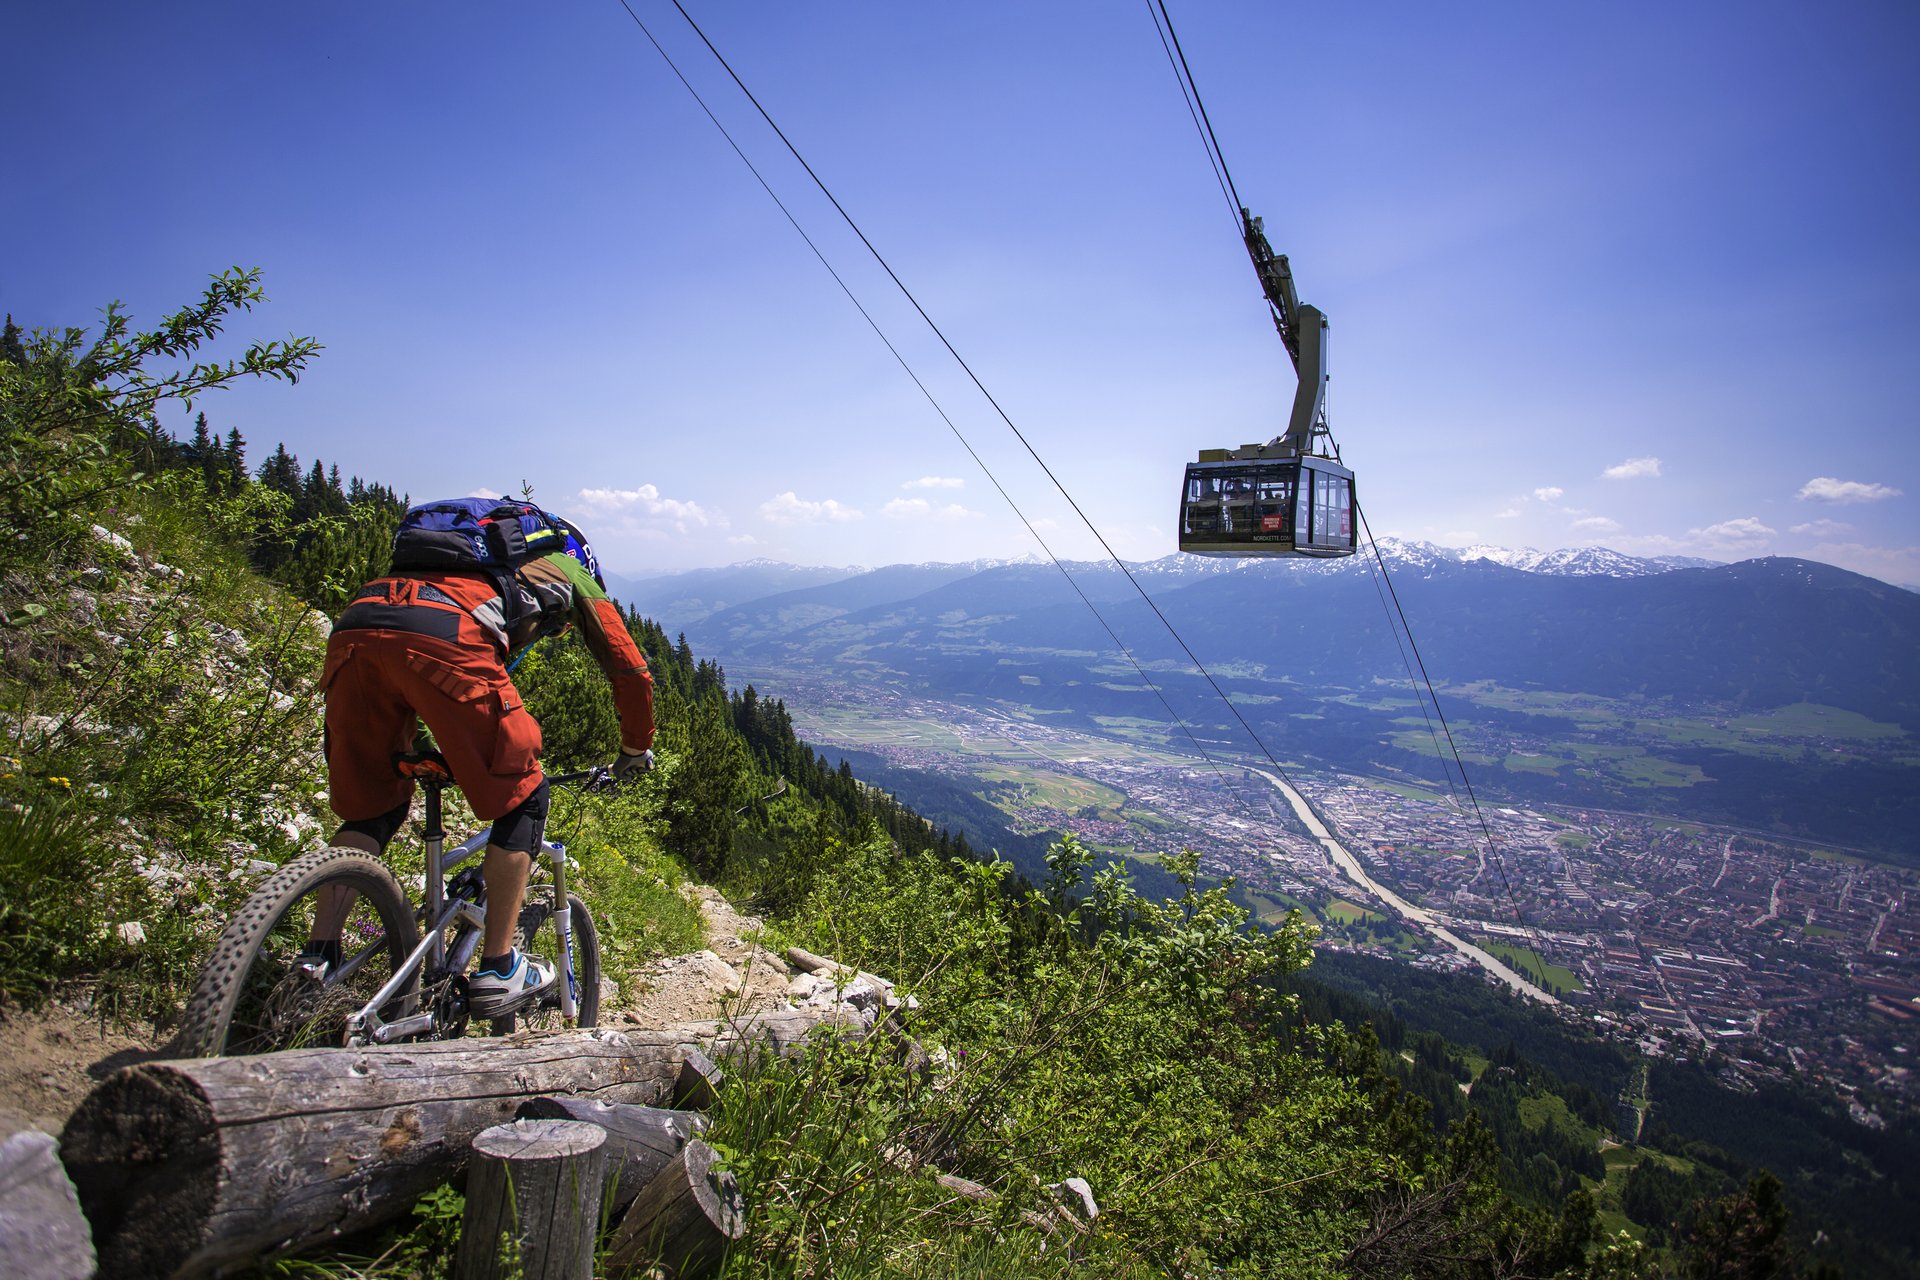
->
xmin=1251 ymin=768 xmax=1560 ymax=1006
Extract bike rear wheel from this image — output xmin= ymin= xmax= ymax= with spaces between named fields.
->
xmin=490 ymin=892 xmax=600 ymax=1035
xmin=172 ymin=846 xmax=421 ymax=1057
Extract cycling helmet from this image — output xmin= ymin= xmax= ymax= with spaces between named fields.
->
xmin=550 ymin=514 xmax=606 ymax=590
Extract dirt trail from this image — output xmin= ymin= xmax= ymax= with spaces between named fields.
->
xmin=0 ymin=884 xmax=791 ymax=1132
xmin=605 ymin=884 xmax=794 ymax=1026
xmin=0 ymin=1002 xmax=166 ymax=1132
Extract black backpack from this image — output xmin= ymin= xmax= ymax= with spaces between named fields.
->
xmin=389 ymin=498 xmax=567 ymax=630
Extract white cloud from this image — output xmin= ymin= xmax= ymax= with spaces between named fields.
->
xmin=1805 ymin=542 xmax=1920 ymax=588
xmin=1693 ymin=516 xmax=1775 ymax=548
xmin=902 ymin=476 xmax=964 ymax=490
xmin=467 ymin=487 xmax=505 ymax=500
xmin=882 ymin=497 xmax=977 ymax=521
xmin=1600 ymin=457 xmax=1662 ymax=480
xmin=1532 ymin=486 xmax=1564 ymax=503
xmin=1494 ymin=505 xmax=1524 ymax=519
xmin=727 ymin=533 xmax=758 ymax=546
xmin=1571 ymin=516 xmax=1621 ymax=533
xmin=576 ymin=484 xmax=720 ymax=534
xmin=759 ymin=491 xmax=863 ymax=524
xmin=1796 ymin=476 xmax=1902 ymax=504
xmin=1789 ymin=518 xmax=1854 ymax=538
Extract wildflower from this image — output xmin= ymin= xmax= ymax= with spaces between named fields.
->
xmin=49 ymin=776 xmax=71 ymax=788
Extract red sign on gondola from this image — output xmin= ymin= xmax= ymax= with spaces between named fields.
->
xmin=1261 ymin=515 xmax=1285 ymax=531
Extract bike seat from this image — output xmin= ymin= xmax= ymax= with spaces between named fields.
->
xmin=393 ymin=749 xmax=455 ymax=783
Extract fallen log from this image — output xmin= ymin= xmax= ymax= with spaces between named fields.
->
xmin=514 ymin=1097 xmax=704 ymax=1216
xmin=603 ymin=1138 xmax=742 ymax=1279
xmin=455 ymin=1120 xmax=607 ymax=1280
xmin=0 ymin=1115 xmax=96 ymax=1280
xmin=61 ymin=1009 xmax=863 ymax=1279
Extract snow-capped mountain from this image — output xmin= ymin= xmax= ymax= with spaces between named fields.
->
xmin=1450 ymin=543 xmax=1719 ymax=576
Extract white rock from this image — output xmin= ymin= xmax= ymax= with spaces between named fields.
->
xmin=115 ymin=921 xmax=146 ymax=946
xmin=90 ymin=525 xmax=133 ymax=553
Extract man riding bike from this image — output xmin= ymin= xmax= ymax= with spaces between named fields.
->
xmin=308 ymin=503 xmax=654 ymax=1018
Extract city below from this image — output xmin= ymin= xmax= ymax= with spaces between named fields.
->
xmin=759 ymin=674 xmax=1919 ymax=1126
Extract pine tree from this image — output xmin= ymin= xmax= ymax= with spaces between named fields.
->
xmin=258 ymin=443 xmax=300 ymax=497
xmin=222 ymin=427 xmax=247 ymax=491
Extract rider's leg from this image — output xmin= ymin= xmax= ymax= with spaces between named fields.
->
xmin=480 ymin=844 xmax=534 ymax=958
xmin=476 ymin=778 xmax=549 ymax=967
xmin=469 ymin=781 xmax=554 ymax=1013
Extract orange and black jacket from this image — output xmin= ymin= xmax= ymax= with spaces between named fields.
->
xmin=333 ymin=552 xmax=655 ymax=752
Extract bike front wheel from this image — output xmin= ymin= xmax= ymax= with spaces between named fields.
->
xmin=172 ymin=846 xmax=422 ymax=1057
xmin=491 ymin=892 xmax=600 ymax=1035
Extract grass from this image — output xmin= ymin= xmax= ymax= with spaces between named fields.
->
xmin=1475 ymin=940 xmax=1585 ymax=994
xmin=1348 ymin=776 xmax=1449 ymax=803
xmin=1516 ymin=1093 xmax=1593 ymax=1141
xmin=1503 ymin=752 xmax=1569 ymax=775
xmin=1323 ymin=898 xmax=1385 ymax=924
xmin=1726 ymin=702 xmax=1907 ymax=740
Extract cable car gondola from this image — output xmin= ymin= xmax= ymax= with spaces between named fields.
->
xmin=1179 ymin=211 xmax=1356 ymax=558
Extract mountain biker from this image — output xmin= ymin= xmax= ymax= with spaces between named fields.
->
xmin=309 ymin=510 xmax=654 ymax=1017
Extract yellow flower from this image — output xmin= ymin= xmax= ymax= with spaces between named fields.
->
xmin=49 ymin=776 xmax=71 ymax=788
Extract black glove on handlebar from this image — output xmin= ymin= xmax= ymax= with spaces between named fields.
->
xmin=612 ymin=747 xmax=653 ymax=781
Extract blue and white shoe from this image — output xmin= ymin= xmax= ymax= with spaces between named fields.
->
xmin=468 ymin=948 xmax=556 ymax=1017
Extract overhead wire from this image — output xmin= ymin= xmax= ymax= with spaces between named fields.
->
xmin=611 ymin=0 xmax=1239 ymax=792
xmin=1146 ymin=0 xmax=1553 ymax=982
xmin=654 ymin=0 xmax=1321 ymax=807
xmin=630 ymin=0 xmax=1556 ymax=988
xmin=1356 ymin=501 xmax=1551 ymax=983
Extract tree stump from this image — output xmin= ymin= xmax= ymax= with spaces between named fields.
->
xmin=0 ymin=1116 xmax=96 ymax=1280
xmin=455 ymin=1120 xmax=608 ymax=1280
xmin=603 ymin=1139 xmax=743 ymax=1279
xmin=671 ymin=1049 xmax=724 ymax=1110
xmin=514 ymin=1097 xmax=704 ymax=1217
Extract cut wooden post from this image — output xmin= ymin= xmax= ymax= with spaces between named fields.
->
xmin=455 ymin=1120 xmax=607 ymax=1280
xmin=0 ymin=1116 xmax=96 ymax=1280
xmin=603 ymin=1139 xmax=742 ymax=1279
xmin=61 ymin=1009 xmax=861 ymax=1279
xmin=514 ymin=1097 xmax=704 ymax=1217
xmin=671 ymin=1049 xmax=724 ymax=1111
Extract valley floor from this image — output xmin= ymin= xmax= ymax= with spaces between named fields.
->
xmin=741 ymin=671 xmax=1920 ymax=1119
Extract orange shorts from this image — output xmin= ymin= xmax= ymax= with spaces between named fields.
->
xmin=321 ymin=629 xmax=544 ymax=823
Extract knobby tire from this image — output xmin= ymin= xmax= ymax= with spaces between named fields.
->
xmin=172 ymin=846 xmax=421 ymax=1057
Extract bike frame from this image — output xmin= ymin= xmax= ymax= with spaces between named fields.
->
xmin=343 ymin=769 xmax=588 ymax=1047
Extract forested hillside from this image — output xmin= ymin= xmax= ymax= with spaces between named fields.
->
xmin=0 ymin=277 xmax=1876 ymax=1277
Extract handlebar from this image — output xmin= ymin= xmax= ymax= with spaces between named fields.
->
xmin=547 ymin=765 xmax=616 ymax=792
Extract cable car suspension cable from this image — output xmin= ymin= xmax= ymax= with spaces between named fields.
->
xmin=653 ymin=0 xmax=1330 ymax=806
xmin=1150 ymin=1 xmax=1549 ymax=978
xmin=613 ymin=0 xmax=1240 ymax=793
xmin=1355 ymin=501 xmax=1546 ymax=973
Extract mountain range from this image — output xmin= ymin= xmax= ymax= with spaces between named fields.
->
xmin=609 ymin=543 xmax=1920 ymax=856
xmin=605 ymin=541 xmax=1728 ymax=621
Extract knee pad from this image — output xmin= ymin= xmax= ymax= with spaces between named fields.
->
xmin=338 ymin=798 xmax=410 ymax=850
xmin=488 ymin=777 xmax=551 ymax=854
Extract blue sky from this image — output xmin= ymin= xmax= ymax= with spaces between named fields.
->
xmin=6 ymin=2 xmax=1917 ymax=584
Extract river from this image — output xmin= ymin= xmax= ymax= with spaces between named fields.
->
xmin=1250 ymin=768 xmax=1559 ymax=1006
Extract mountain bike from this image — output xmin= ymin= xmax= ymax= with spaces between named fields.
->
xmin=172 ymin=750 xmax=610 ymax=1057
